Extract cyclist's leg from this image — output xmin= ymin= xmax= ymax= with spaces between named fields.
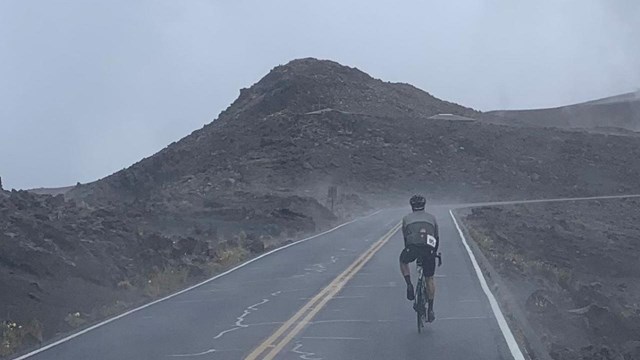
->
xmin=399 ymin=247 xmax=418 ymax=300
xmin=422 ymin=251 xmax=437 ymax=321
xmin=399 ymin=258 xmax=410 ymax=278
xmin=426 ymin=277 xmax=435 ymax=301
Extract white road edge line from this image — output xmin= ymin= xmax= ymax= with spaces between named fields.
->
xmin=450 ymin=193 xmax=640 ymax=209
xmin=449 ymin=209 xmax=526 ymax=360
xmin=12 ymin=210 xmax=384 ymax=360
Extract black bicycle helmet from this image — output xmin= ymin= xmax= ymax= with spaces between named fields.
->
xmin=410 ymin=194 xmax=426 ymax=211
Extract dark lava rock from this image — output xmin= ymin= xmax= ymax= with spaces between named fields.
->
xmin=465 ymin=199 xmax=640 ymax=360
xmin=525 ymin=289 xmax=557 ymax=314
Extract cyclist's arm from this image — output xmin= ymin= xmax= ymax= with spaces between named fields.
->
xmin=402 ymin=217 xmax=408 ymax=242
xmin=434 ymin=221 xmax=440 ymax=252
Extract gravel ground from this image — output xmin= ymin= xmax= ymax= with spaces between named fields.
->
xmin=462 ymin=198 xmax=640 ymax=360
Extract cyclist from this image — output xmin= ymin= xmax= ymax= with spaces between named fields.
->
xmin=400 ymin=194 xmax=439 ymax=322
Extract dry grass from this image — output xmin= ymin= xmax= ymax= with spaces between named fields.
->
xmin=1 ymin=320 xmax=43 ymax=357
xmin=469 ymin=227 xmax=573 ymax=289
xmin=143 ymin=267 xmax=190 ymax=298
xmin=117 ymin=279 xmax=133 ymax=290
xmin=214 ymin=245 xmax=250 ymax=267
xmin=63 ymin=312 xmax=86 ymax=329
xmin=97 ymin=300 xmax=130 ymax=319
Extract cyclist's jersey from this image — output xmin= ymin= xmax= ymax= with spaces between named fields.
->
xmin=402 ymin=210 xmax=439 ymax=250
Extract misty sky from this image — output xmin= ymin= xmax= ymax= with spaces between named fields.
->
xmin=1 ymin=1 xmax=639 ymax=190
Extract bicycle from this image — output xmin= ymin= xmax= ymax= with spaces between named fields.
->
xmin=414 ymin=252 xmax=442 ymax=333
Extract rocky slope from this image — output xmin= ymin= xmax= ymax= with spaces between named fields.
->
xmin=462 ymin=198 xmax=640 ymax=360
xmin=68 ymin=58 xmax=480 ymax=203
xmin=0 ymin=187 xmax=333 ymax=356
xmin=70 ymin=59 xmax=640 ymax=210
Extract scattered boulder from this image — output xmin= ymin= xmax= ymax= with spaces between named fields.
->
xmin=525 ymin=289 xmax=557 ymax=314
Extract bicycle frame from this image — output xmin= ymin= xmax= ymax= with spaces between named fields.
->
xmin=413 ymin=252 xmax=441 ymax=333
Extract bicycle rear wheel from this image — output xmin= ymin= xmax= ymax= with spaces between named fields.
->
xmin=415 ymin=279 xmax=424 ymax=333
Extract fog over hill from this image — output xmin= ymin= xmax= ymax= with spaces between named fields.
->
xmin=3 ymin=58 xmax=640 ymax=356
xmin=70 ymin=58 xmax=640 ymax=208
xmin=485 ymin=91 xmax=640 ymax=133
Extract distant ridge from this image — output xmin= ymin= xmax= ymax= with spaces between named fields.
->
xmin=485 ymin=90 xmax=640 ymax=132
xmin=428 ymin=113 xmax=475 ymax=121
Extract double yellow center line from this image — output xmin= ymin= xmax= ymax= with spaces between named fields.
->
xmin=245 ymin=222 xmax=401 ymax=360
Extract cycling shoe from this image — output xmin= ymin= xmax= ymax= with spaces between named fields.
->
xmin=406 ymin=285 xmax=415 ymax=301
xmin=427 ymin=310 xmax=435 ymax=322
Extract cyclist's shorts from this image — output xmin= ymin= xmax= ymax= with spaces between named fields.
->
xmin=400 ymin=245 xmax=436 ymax=277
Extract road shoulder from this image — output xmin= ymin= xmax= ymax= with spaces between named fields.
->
xmin=451 ymin=208 xmax=546 ymax=360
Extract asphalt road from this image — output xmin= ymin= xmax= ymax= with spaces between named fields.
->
xmin=18 ymin=207 xmax=518 ymax=360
